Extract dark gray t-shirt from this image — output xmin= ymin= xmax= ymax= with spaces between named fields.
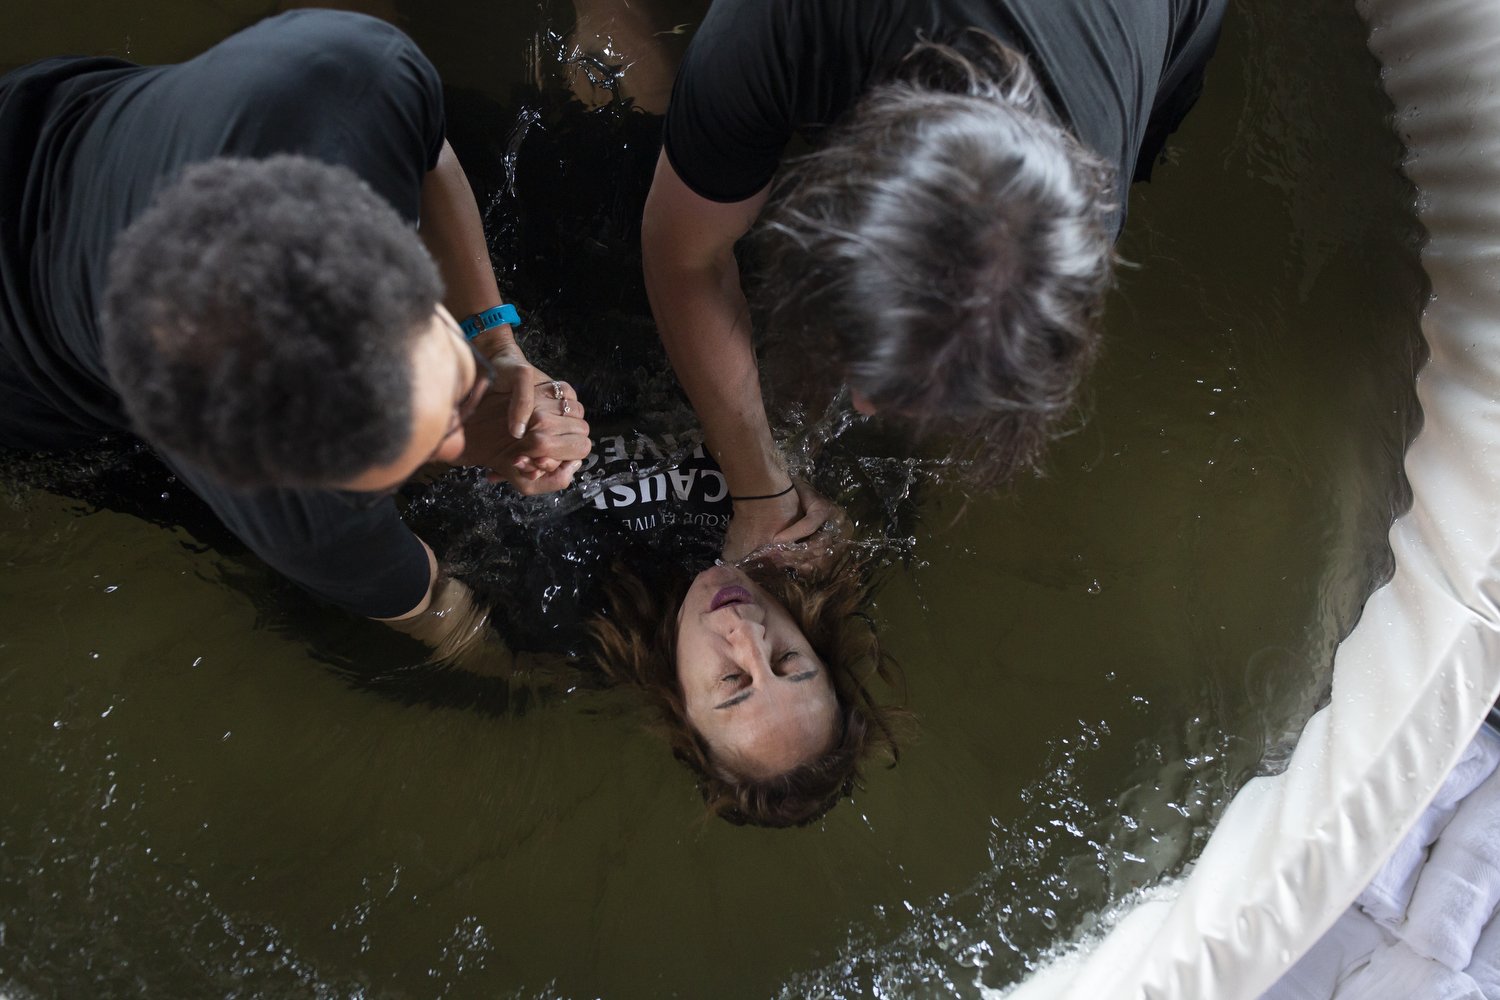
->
xmin=663 ymin=0 xmax=1227 ymax=235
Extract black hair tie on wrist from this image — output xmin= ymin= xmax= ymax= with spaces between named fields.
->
xmin=730 ymin=482 xmax=796 ymax=502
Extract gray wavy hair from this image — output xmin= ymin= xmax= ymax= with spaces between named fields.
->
xmin=752 ymin=30 xmax=1116 ymax=486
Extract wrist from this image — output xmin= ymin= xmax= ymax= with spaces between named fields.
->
xmin=730 ymin=482 xmax=795 ymax=502
xmin=460 ymin=304 xmax=523 ymax=362
xmin=459 ymin=303 xmax=521 ymax=340
xmin=711 ymin=447 xmax=790 ymax=499
xmin=482 ymin=337 xmax=531 ymax=375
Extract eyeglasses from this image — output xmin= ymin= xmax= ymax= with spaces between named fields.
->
xmin=342 ymin=317 xmax=497 ymax=510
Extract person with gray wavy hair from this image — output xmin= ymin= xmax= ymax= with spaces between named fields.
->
xmin=642 ymin=0 xmax=1227 ymax=560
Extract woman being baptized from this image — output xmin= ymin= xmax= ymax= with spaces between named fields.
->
xmin=397 ymin=411 xmax=910 ymax=828
xmin=593 ymin=536 xmax=905 ymax=826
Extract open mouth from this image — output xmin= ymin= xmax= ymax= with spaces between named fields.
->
xmin=709 ymin=585 xmax=753 ymax=611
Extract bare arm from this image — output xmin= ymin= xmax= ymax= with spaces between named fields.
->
xmin=642 ymin=152 xmax=811 ymax=558
xmin=419 ymin=141 xmax=516 ymax=368
xmin=375 ymin=538 xmax=514 ymax=674
xmin=419 ymin=140 xmax=587 ymax=492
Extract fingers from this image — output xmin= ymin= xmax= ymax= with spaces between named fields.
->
xmin=531 ymin=380 xmax=584 ymax=419
xmin=488 ymin=458 xmax=584 ymax=494
xmin=507 ymin=369 xmax=537 ymax=439
xmin=771 ymin=506 xmax=829 ymax=545
xmin=498 ymin=403 xmax=591 ymax=487
xmin=762 ymin=482 xmax=849 ymax=569
xmin=525 ymin=458 xmax=584 ymax=494
xmin=513 ymin=455 xmax=562 ymax=473
xmin=517 ymin=412 xmax=592 ymax=457
xmin=460 ymin=364 xmax=591 ymax=490
xmin=721 ymin=488 xmax=801 ymax=562
xmin=512 ymin=455 xmax=564 ymax=484
xmin=776 ymin=484 xmax=850 ymax=543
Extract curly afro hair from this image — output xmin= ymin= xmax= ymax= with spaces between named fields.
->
xmin=102 ymin=154 xmax=443 ymax=488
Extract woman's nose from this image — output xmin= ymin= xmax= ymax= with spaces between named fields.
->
xmin=724 ymin=613 xmax=762 ymax=638
xmin=722 ymin=615 xmax=768 ymax=652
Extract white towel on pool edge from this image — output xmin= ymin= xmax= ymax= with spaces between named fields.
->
xmin=1357 ymin=727 xmax=1500 ymax=927
xmin=1331 ymin=940 xmax=1482 ymax=1000
xmin=1399 ymin=757 xmax=1500 ymax=970
xmin=1467 ymin=915 xmax=1500 ymax=998
xmin=1259 ymin=909 xmax=1389 ymax=1000
xmin=1258 ymin=726 xmax=1500 ymax=999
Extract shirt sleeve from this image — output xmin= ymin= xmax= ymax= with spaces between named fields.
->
xmin=167 ymin=455 xmax=433 ymax=619
xmin=147 ymin=8 xmax=447 ymax=222
xmin=661 ymin=0 xmax=799 ymax=203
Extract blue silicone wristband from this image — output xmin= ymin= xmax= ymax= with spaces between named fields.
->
xmin=460 ymin=303 xmax=522 ymax=340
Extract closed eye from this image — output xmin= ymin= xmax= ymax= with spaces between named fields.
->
xmin=714 ymin=688 xmax=754 ymax=710
xmin=713 ymin=669 xmax=751 ymax=709
xmin=712 ymin=660 xmax=820 ymax=710
xmin=774 ymin=649 xmax=815 ymax=678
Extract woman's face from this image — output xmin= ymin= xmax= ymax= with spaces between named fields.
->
xmin=676 ymin=564 xmax=840 ymax=780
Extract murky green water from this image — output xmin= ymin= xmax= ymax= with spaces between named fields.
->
xmin=0 ymin=1 xmax=1426 ymax=997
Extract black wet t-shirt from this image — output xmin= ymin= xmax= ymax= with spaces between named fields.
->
xmin=662 ymin=0 xmax=1227 ymax=236
xmin=0 ymin=10 xmax=447 ymax=618
xmin=579 ymin=428 xmax=732 ymax=536
xmin=406 ymin=425 xmax=732 ymax=655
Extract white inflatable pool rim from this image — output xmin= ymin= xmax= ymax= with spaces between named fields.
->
xmin=1001 ymin=1 xmax=1500 ymax=996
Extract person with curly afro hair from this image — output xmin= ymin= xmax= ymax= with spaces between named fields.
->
xmin=0 ymin=10 xmax=592 ymax=663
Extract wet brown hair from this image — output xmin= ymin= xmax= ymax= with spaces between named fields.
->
xmin=588 ymin=545 xmax=910 ymax=827
xmin=752 ymin=30 xmax=1116 ymax=489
